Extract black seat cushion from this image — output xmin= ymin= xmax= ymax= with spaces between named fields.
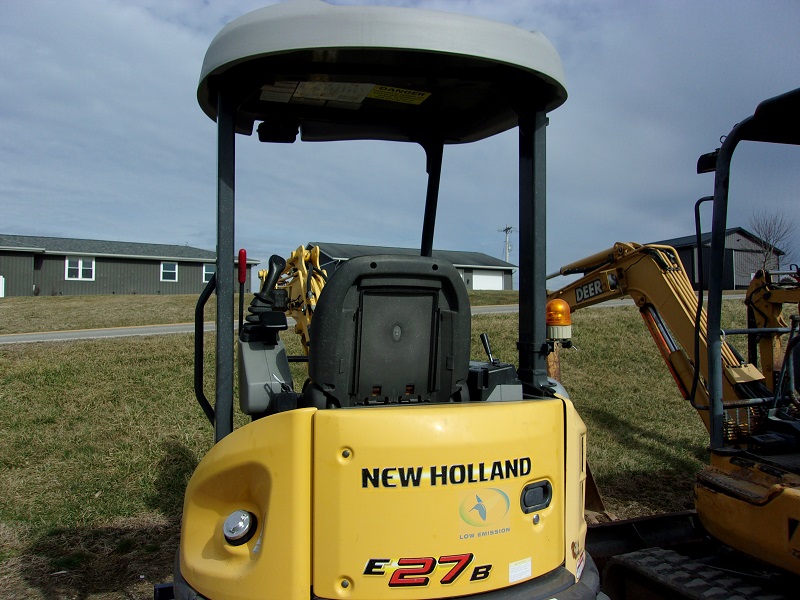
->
xmin=302 ymin=254 xmax=470 ymax=408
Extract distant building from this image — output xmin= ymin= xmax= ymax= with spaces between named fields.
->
xmin=0 ymin=234 xmax=257 ymax=297
xmin=653 ymin=227 xmax=784 ymax=290
xmin=310 ymin=242 xmax=516 ymax=291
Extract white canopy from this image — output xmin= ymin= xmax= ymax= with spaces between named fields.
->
xmin=198 ymin=0 xmax=567 ymax=143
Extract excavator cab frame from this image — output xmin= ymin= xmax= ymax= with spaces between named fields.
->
xmin=160 ymin=2 xmax=605 ymax=600
xmin=543 ymin=88 xmax=800 ymax=596
xmin=701 ymin=87 xmax=800 ymax=449
xmin=200 ymin=0 xmax=569 ymax=443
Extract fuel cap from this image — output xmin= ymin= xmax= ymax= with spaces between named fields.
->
xmin=223 ymin=510 xmax=257 ymax=545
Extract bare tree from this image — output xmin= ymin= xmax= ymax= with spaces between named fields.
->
xmin=748 ymin=209 xmax=796 ymax=272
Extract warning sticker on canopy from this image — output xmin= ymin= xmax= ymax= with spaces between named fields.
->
xmin=294 ymin=81 xmax=375 ymax=104
xmin=367 ymin=85 xmax=430 ymax=105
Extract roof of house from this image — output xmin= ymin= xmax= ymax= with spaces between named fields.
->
xmin=653 ymin=227 xmax=784 ymax=255
xmin=310 ymin=242 xmax=516 ymax=270
xmin=0 ymin=234 xmax=257 ymax=263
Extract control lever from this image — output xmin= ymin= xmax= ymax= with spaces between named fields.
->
xmin=480 ymin=333 xmax=498 ymax=364
xmin=238 ymin=249 xmax=247 ymax=332
xmin=259 ymin=254 xmax=287 ymax=299
xmin=244 ymin=254 xmax=288 ymax=334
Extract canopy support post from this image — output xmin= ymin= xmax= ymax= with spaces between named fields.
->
xmin=420 ymin=140 xmax=444 ymax=257
xmin=215 ymin=91 xmax=236 ymax=443
xmin=707 ymin=118 xmax=749 ymax=450
xmin=517 ymin=110 xmax=551 ymax=392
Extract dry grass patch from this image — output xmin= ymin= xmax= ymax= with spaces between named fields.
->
xmin=0 ymin=294 xmax=792 ymax=598
xmin=0 ymin=294 xmax=216 ymax=335
xmin=0 ymin=334 xmax=215 ymax=599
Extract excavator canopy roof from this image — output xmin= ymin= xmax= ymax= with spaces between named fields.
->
xmin=198 ymin=0 xmax=567 ymax=143
xmin=741 ymin=87 xmax=800 ymax=145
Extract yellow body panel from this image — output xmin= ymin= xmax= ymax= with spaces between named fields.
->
xmin=178 ymin=400 xmax=589 ymax=599
xmin=312 ymin=400 xmax=570 ymax=599
xmin=695 ymin=454 xmax=800 ymax=575
xmin=180 ymin=408 xmax=316 ymax=600
xmin=561 ymin=395 xmax=590 ymax=580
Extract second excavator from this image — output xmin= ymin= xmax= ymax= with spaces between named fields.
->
xmin=547 ymin=234 xmax=800 ymax=586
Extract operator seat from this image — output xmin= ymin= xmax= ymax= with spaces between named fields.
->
xmin=300 ymin=254 xmax=471 ymax=409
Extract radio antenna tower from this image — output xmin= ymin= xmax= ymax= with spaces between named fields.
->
xmin=498 ymin=225 xmax=517 ymax=262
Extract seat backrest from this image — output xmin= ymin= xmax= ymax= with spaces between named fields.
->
xmin=302 ymin=254 xmax=471 ymax=408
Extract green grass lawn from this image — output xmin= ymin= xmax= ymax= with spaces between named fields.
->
xmin=0 ymin=292 xmax=792 ymax=598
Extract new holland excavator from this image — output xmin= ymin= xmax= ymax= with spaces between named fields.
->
xmin=151 ymin=2 xmax=800 ymax=598
xmin=545 ymin=89 xmax=800 ymax=598
xmin=155 ymin=1 xmax=604 ymax=599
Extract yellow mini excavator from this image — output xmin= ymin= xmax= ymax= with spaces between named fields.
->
xmin=546 ymin=89 xmax=800 ymax=598
xmin=547 ymin=241 xmax=773 ymax=438
xmin=155 ymin=1 xmax=604 ymax=599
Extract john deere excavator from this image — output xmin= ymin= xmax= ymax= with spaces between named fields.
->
xmin=155 ymin=1 xmax=603 ymax=599
xmin=546 ymin=89 xmax=800 ymax=597
xmin=546 ymin=241 xmax=781 ymax=437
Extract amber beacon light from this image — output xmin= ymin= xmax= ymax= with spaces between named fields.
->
xmin=546 ymin=298 xmax=572 ymax=341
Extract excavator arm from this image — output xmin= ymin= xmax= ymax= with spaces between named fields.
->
xmin=745 ymin=266 xmax=800 ymax=393
xmin=258 ymin=244 xmax=328 ymax=355
xmin=548 ymin=242 xmax=768 ymax=440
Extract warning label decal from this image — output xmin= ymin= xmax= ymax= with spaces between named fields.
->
xmin=367 ymin=85 xmax=430 ymax=105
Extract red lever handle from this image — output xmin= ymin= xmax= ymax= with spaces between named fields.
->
xmin=238 ymin=249 xmax=247 ymax=285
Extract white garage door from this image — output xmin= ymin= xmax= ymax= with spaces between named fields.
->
xmin=471 ymin=270 xmax=503 ymax=290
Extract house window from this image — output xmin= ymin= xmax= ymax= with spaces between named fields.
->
xmin=203 ymin=263 xmax=216 ymax=283
xmin=161 ymin=262 xmax=178 ymax=282
xmin=65 ymin=257 xmax=95 ymax=281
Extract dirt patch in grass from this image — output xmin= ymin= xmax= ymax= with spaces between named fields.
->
xmin=0 ymin=514 xmax=177 ymax=600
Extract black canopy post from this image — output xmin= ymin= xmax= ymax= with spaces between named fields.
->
xmin=215 ymin=90 xmax=236 ymax=442
xmin=420 ymin=140 xmax=444 ymax=257
xmin=706 ymin=119 xmax=747 ymax=450
xmin=517 ymin=109 xmax=550 ymax=392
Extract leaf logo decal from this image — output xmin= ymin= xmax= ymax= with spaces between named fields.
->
xmin=459 ymin=489 xmax=510 ymax=527
xmin=470 ymin=495 xmax=487 ymax=521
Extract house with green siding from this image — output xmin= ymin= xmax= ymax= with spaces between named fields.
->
xmin=0 ymin=234 xmax=256 ymax=297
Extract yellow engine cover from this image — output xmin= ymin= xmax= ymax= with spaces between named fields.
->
xmin=179 ymin=400 xmax=582 ymax=599
xmin=312 ymin=401 xmax=566 ymax=599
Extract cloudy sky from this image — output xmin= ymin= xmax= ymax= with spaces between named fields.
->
xmin=2 ymin=0 xmax=798 ymax=283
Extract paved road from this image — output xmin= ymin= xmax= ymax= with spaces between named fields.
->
xmin=472 ymin=299 xmax=636 ymax=314
xmin=0 ymin=296 xmax=744 ymax=345
xmin=0 ymin=303 xmax=610 ymax=344
xmin=0 ymin=322 xmax=219 ymax=345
